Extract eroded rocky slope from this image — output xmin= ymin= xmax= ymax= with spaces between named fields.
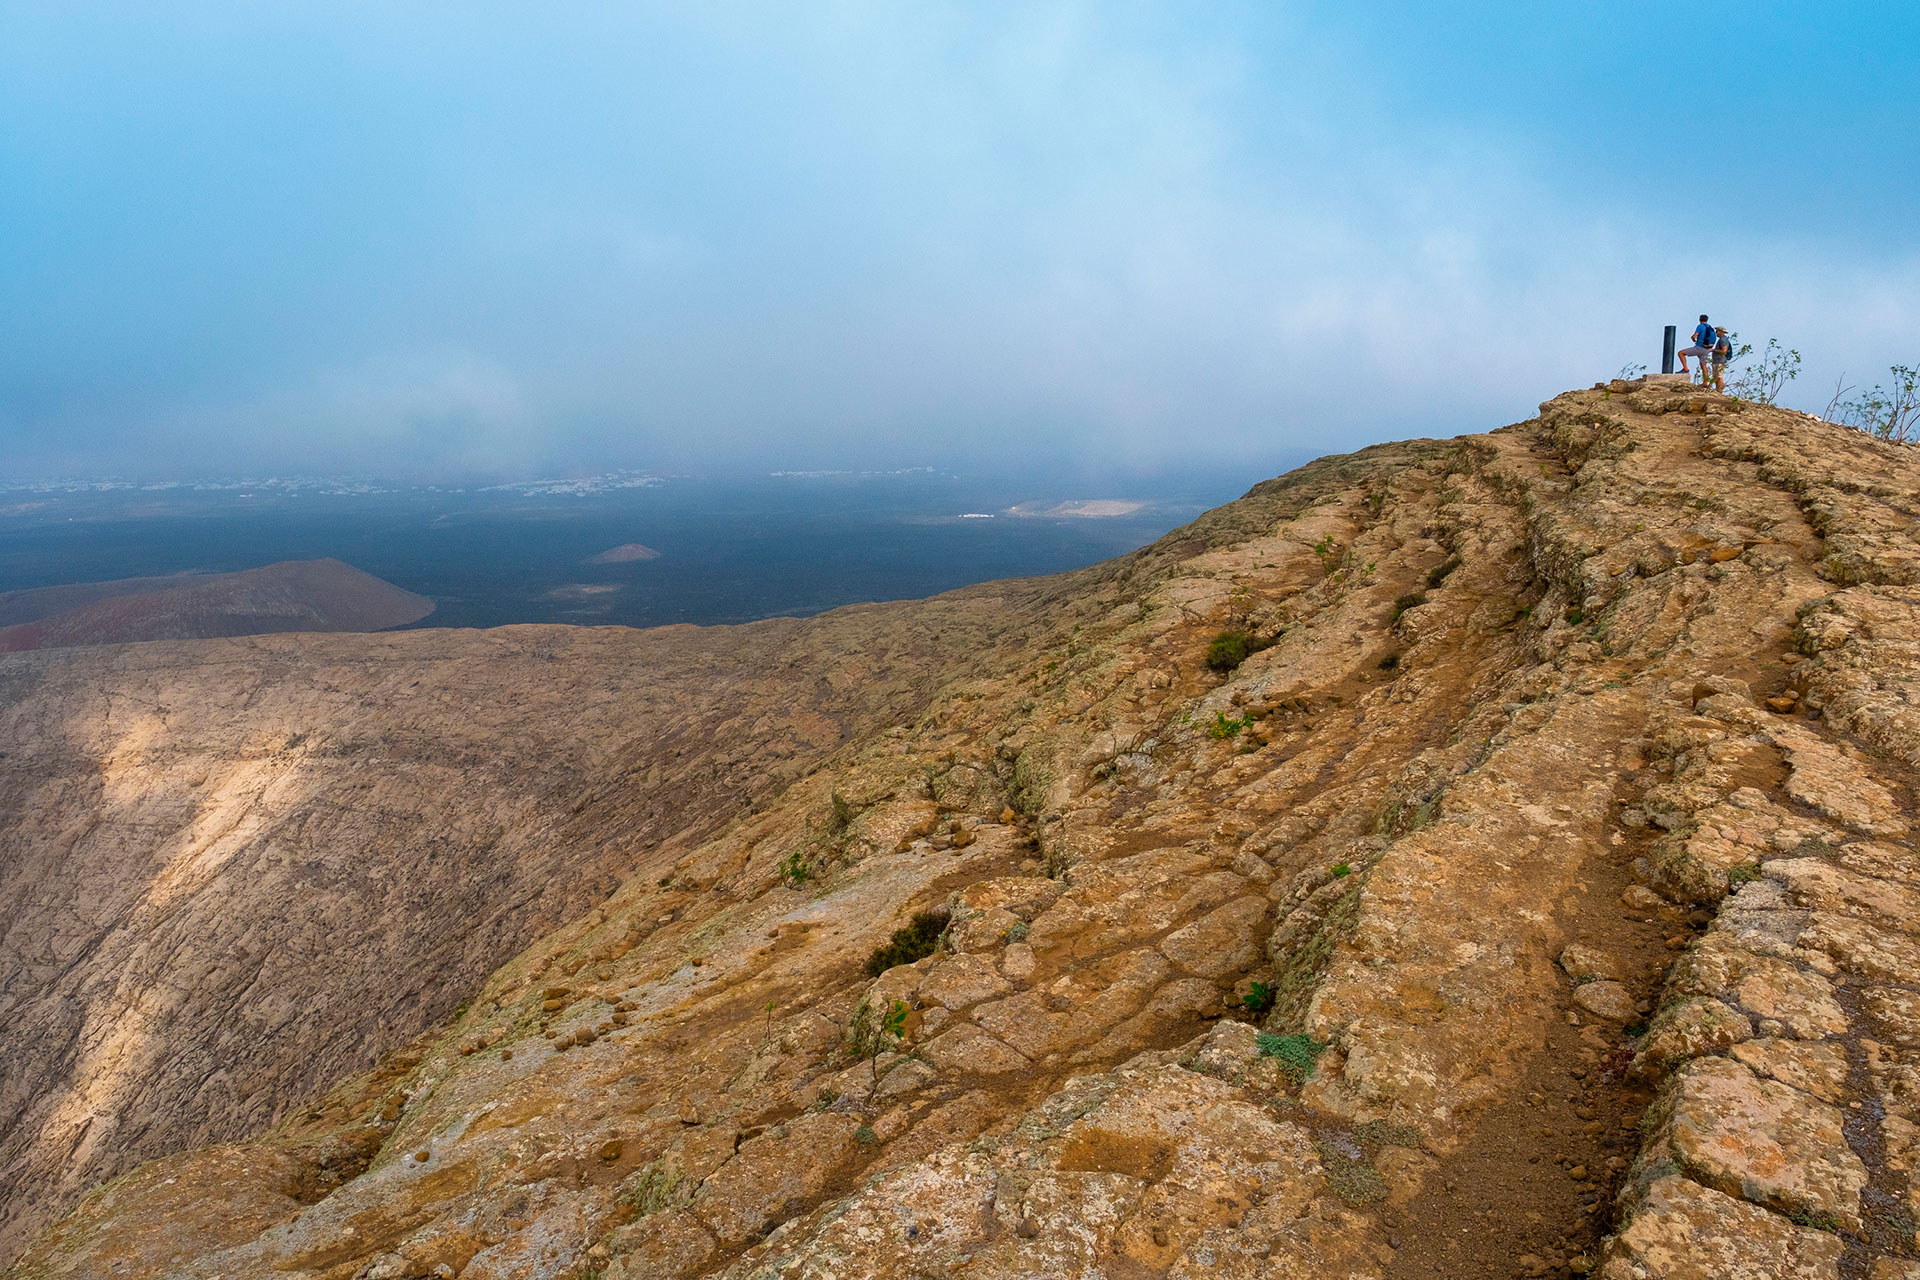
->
xmin=5 ymin=380 xmax=1918 ymax=1280
xmin=0 ymin=596 xmax=1050 ymax=1261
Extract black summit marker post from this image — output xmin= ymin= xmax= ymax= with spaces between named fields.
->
xmin=1662 ymin=325 xmax=1676 ymax=375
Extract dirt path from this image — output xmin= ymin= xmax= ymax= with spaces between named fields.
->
xmin=1381 ymin=803 xmax=1677 ymax=1278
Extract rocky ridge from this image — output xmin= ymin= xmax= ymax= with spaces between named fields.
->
xmin=3 ymin=380 xmax=1918 ymax=1279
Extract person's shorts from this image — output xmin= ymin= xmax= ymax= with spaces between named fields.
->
xmin=1679 ymin=345 xmax=1712 ymax=362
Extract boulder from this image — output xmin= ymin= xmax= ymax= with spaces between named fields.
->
xmin=1730 ymin=1038 xmax=1851 ymax=1104
xmin=919 ymin=1023 xmax=1032 ymax=1076
xmin=1159 ymin=897 xmax=1271 ymax=979
xmin=1647 ymin=1057 xmax=1866 ymax=1231
xmin=1560 ymin=943 xmax=1622 ymax=983
xmin=919 ymin=953 xmax=1011 ymax=1012
xmin=1633 ymin=997 xmax=1751 ymax=1078
xmin=1600 ymin=1175 xmax=1842 ymax=1280
xmin=692 ymin=1112 xmax=864 ymax=1246
xmin=1573 ymin=981 xmax=1639 ymax=1022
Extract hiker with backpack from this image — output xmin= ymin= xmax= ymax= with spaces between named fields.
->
xmin=1710 ymin=327 xmax=1733 ymax=392
xmin=1677 ymin=314 xmax=1715 ymax=382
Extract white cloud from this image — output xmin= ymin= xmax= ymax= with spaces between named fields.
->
xmin=3 ymin=2 xmax=1917 ymax=480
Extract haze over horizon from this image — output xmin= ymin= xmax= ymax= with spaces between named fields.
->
xmin=3 ymin=2 xmax=1916 ymax=485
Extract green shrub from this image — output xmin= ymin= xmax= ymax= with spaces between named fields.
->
xmin=1257 ymin=1032 xmax=1327 ymax=1084
xmin=1206 ymin=629 xmax=1269 ymax=672
xmin=1240 ymin=981 xmax=1275 ymax=1016
xmin=779 ymin=851 xmax=811 ymax=888
xmin=864 ymin=909 xmax=949 ymax=976
xmin=1330 ymin=862 xmax=1351 ymax=878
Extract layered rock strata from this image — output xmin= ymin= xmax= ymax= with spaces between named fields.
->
xmin=3 ymin=380 xmax=1917 ymax=1279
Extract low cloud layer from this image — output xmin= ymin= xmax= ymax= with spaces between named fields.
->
xmin=2 ymin=3 xmax=1916 ymax=482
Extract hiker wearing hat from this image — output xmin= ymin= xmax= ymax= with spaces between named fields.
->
xmin=1678 ymin=315 xmax=1715 ymax=382
xmin=1710 ymin=327 xmax=1733 ymax=393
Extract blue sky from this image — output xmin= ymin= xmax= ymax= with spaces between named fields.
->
xmin=2 ymin=2 xmax=1916 ymax=482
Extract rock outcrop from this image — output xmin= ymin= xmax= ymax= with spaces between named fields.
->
xmin=3 ymin=381 xmax=1917 ymax=1279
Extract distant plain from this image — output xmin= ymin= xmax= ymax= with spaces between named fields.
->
xmin=0 ymin=471 xmax=1253 ymax=631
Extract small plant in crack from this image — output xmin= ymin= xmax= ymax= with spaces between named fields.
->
xmin=1208 ymin=711 xmax=1250 ymax=740
xmin=847 ymin=997 xmax=912 ymax=1101
xmin=1313 ymin=1138 xmax=1388 ymax=1206
xmin=827 ymin=790 xmax=855 ymax=836
xmin=1426 ymin=555 xmax=1462 ymax=588
xmin=1787 ymin=1208 xmax=1843 ymax=1234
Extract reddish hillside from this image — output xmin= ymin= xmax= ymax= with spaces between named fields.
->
xmin=0 ymin=559 xmax=433 ymax=652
